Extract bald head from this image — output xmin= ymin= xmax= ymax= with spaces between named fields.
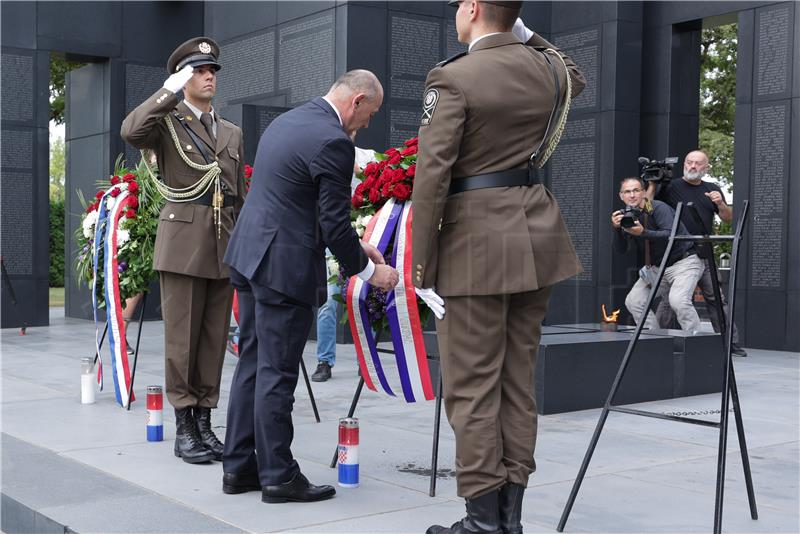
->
xmin=325 ymin=69 xmax=384 ymax=136
xmin=327 ymin=69 xmax=383 ymax=102
xmin=683 ymin=150 xmax=709 ymax=182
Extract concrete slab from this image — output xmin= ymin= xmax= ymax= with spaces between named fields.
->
xmin=1 ymin=310 xmax=798 ymax=533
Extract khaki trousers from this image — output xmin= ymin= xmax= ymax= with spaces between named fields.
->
xmin=436 ymin=286 xmax=552 ymax=498
xmin=160 ymin=271 xmax=233 ymax=409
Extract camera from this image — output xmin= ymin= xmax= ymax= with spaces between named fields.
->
xmin=620 ymin=205 xmax=642 ymax=228
xmin=638 ymin=156 xmax=679 ymax=183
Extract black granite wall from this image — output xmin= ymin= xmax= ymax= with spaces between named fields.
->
xmin=2 ymin=1 xmax=797 ymax=351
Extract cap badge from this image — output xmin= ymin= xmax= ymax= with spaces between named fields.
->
xmin=199 ymin=42 xmax=212 ymax=54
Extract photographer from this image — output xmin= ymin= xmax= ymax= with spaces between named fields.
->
xmin=646 ymin=150 xmax=746 ymax=356
xmin=612 ymin=177 xmax=704 ymax=333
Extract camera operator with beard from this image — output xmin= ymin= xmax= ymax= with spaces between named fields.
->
xmin=612 ymin=177 xmax=704 ymax=333
xmin=646 ymin=150 xmax=746 ymax=356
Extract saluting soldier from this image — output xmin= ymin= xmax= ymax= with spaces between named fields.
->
xmin=121 ymin=37 xmax=245 ymax=464
xmin=411 ymin=3 xmax=585 ymax=533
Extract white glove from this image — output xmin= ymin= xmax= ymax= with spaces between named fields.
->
xmin=416 ymin=287 xmax=445 ymax=320
xmin=162 ymin=65 xmax=194 ymax=93
xmin=512 ymin=17 xmax=534 ymax=43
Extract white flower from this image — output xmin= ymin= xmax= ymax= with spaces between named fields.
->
xmin=361 ymin=214 xmax=373 ymax=227
xmin=326 ymin=256 xmax=340 ymax=277
xmin=117 ymin=228 xmax=130 ymax=245
xmin=82 ymin=211 xmax=98 ymax=238
xmin=106 ymin=197 xmax=115 ymax=210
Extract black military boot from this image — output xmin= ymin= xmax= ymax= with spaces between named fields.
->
xmin=174 ymin=408 xmax=214 ymax=464
xmin=498 ymin=483 xmax=525 ymax=534
xmin=426 ymin=490 xmax=503 ymax=534
xmin=194 ymin=407 xmax=224 ymax=461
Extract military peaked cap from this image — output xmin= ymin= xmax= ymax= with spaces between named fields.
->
xmin=167 ymin=37 xmax=221 ymax=73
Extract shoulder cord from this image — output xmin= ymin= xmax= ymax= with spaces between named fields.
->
xmin=139 ymin=115 xmax=224 ymax=238
xmin=533 ymin=48 xmax=573 ymax=169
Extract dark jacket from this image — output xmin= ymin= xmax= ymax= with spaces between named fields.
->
xmin=614 ymin=200 xmax=695 ymax=266
xmin=224 ymin=97 xmax=367 ymax=306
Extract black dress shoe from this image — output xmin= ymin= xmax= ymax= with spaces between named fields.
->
xmin=262 ymin=472 xmax=336 ymax=503
xmin=311 ymin=362 xmax=332 ymax=382
xmin=223 ymin=472 xmax=260 ymax=494
xmin=731 ymin=344 xmax=748 ymax=357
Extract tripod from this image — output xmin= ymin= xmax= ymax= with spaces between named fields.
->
xmin=329 ymin=341 xmax=445 ymax=497
xmin=557 ymin=201 xmax=757 ymax=533
xmin=91 ymin=294 xmax=320 ymax=420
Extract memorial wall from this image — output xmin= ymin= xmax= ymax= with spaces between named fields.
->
xmin=1 ymin=1 xmax=797 ymax=351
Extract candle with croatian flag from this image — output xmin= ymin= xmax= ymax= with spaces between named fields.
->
xmin=338 ymin=417 xmax=359 ymax=487
xmin=146 ymin=386 xmax=163 ymax=442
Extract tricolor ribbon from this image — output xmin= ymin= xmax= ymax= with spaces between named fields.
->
xmin=347 ymin=199 xmax=434 ymax=402
xmin=91 ymin=185 xmax=136 ymax=408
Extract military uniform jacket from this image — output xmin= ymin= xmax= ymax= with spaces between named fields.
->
xmin=411 ymin=32 xmax=586 ymax=296
xmin=121 ymin=89 xmax=245 ymax=279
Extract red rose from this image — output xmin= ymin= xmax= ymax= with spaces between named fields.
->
xmin=122 ymin=173 xmax=135 ymax=182
xmin=128 ymin=197 xmax=139 ymax=209
xmin=127 ymin=181 xmax=139 ymax=194
xmin=404 ymin=137 xmax=418 ymax=147
xmin=244 ymin=164 xmax=253 ymax=179
xmin=368 ymin=188 xmax=380 ymax=204
xmin=391 ymin=168 xmax=406 ymax=183
xmin=364 ymin=162 xmax=379 ymax=177
xmin=110 ymin=175 xmax=120 ymax=185
xmin=386 ymin=148 xmax=400 ymax=157
xmin=110 ymin=188 xmax=121 ymax=197
xmin=85 ymin=204 xmax=95 ymax=213
xmin=381 ymin=182 xmax=392 ymax=197
xmin=352 ymin=193 xmax=364 ymax=209
xmin=95 ymin=191 xmax=104 ymax=200
xmin=400 ymin=145 xmax=417 ymax=157
xmin=363 ymin=176 xmax=376 ymax=191
xmin=387 ymin=153 xmax=402 ymax=166
xmin=406 ymin=164 xmax=416 ymax=178
xmin=393 ymin=183 xmax=412 ymax=201
xmin=354 ymin=182 xmax=366 ymax=196
xmin=125 ymin=209 xmax=136 ymax=218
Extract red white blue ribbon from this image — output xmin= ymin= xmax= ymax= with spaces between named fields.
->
xmin=347 ymin=199 xmax=434 ymax=402
xmin=91 ymin=185 xmax=136 ymax=407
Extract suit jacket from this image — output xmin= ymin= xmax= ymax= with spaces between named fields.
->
xmin=121 ymin=89 xmax=245 ymax=279
xmin=411 ymin=32 xmax=586 ymax=296
xmin=224 ymin=97 xmax=368 ymax=307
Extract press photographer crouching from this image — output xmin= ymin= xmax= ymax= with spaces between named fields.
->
xmin=612 ymin=176 xmax=704 ymax=333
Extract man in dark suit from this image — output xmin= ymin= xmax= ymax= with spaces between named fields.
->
xmin=222 ymin=70 xmax=399 ymax=503
xmin=412 ymin=3 xmax=585 ymax=533
xmin=122 ymin=37 xmax=245 ymax=465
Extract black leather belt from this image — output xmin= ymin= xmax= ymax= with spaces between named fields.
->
xmin=448 ymin=168 xmax=541 ymax=196
xmin=185 ymin=191 xmax=236 ymax=207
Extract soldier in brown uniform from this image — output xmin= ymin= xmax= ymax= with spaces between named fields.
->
xmin=411 ymin=3 xmax=585 ymax=533
xmin=121 ymin=37 xmax=245 ymax=464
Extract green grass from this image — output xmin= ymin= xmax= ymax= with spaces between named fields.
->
xmin=49 ymin=286 xmax=65 ymax=307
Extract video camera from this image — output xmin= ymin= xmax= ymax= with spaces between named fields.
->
xmin=638 ymin=156 xmax=679 ymax=183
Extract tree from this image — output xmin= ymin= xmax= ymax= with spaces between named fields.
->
xmin=699 ymin=24 xmax=737 ymax=191
xmin=50 ymin=56 xmax=86 ymax=125
xmin=49 ymin=135 xmax=65 ymax=201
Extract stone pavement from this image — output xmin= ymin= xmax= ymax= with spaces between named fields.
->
xmin=1 ymin=308 xmax=798 ymax=533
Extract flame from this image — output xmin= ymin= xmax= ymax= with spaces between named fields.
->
xmin=602 ymin=304 xmax=620 ymax=323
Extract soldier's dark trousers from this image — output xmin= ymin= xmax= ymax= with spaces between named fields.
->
xmin=436 ymin=286 xmax=552 ymax=499
xmin=160 ymin=271 xmax=233 ymax=409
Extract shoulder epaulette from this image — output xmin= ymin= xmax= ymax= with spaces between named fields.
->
xmin=436 ymin=51 xmax=468 ymax=68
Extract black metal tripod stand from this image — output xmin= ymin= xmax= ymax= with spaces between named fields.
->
xmin=91 ymin=295 xmax=320 ymax=420
xmin=557 ymin=201 xmax=757 ymax=534
xmin=329 ymin=343 xmax=445 ymax=497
